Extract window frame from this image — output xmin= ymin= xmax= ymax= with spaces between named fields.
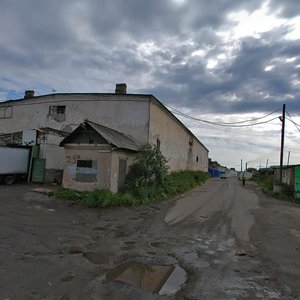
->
xmin=49 ymin=105 xmax=66 ymax=115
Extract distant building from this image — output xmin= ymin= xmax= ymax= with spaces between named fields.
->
xmin=0 ymin=84 xmax=208 ymax=187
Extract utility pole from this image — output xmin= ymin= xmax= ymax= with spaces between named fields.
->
xmin=266 ymin=159 xmax=269 ymax=168
xmin=279 ymin=104 xmax=286 ymax=185
xmin=287 ymin=151 xmax=291 ymax=166
xmin=241 ymin=159 xmax=243 ymax=172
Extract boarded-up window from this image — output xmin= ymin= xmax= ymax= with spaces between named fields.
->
xmin=76 ymin=160 xmax=97 ymax=182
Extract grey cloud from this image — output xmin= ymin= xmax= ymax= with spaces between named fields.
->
xmin=0 ymin=0 xmax=299 ymax=116
xmin=270 ymin=0 xmax=300 ymax=18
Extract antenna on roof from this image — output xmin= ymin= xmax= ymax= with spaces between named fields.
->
xmin=52 ymin=89 xmax=56 ymax=95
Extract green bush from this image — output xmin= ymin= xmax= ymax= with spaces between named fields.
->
xmin=125 ymin=144 xmax=169 ymax=197
xmin=53 ymin=170 xmax=209 ymax=208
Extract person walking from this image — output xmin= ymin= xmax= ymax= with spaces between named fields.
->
xmin=242 ymin=175 xmax=246 ymax=186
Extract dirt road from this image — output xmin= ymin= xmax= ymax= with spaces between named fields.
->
xmin=0 ymin=179 xmax=299 ymax=299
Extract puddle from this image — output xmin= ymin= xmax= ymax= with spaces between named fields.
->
xmin=124 ymin=241 xmax=135 ymax=245
xmin=61 ymin=274 xmax=76 ymax=282
xmin=82 ymin=252 xmax=109 ymax=265
xmin=68 ymin=247 xmax=82 ymax=255
xmin=121 ymin=241 xmax=135 ymax=251
xmin=106 ymin=262 xmax=186 ymax=295
xmin=150 ymin=241 xmax=165 ymax=248
xmin=121 ymin=245 xmax=135 ymax=251
xmin=93 ymin=227 xmax=122 ymax=238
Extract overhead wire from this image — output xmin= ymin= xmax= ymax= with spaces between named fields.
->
xmin=164 ymin=104 xmax=281 ymax=127
xmin=286 ymin=135 xmax=300 ymax=145
xmin=286 ymin=111 xmax=300 ymax=133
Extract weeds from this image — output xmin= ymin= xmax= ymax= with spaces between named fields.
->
xmin=253 ymin=175 xmax=300 ymax=204
xmin=52 ymin=170 xmax=209 ymax=208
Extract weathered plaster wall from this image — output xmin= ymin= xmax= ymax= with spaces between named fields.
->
xmin=0 ymin=94 xmax=150 ymax=143
xmin=39 ymin=134 xmax=65 ymax=169
xmin=110 ymin=150 xmax=136 ymax=193
xmin=62 ymin=145 xmax=112 ymax=191
xmin=0 ymin=94 xmax=150 ymax=176
xmin=149 ymin=100 xmax=208 ymax=172
xmin=38 ymin=133 xmax=65 ymax=182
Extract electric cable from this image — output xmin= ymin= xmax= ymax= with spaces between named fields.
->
xmin=286 ymin=135 xmax=300 ymax=145
xmin=286 ymin=111 xmax=300 ymax=133
xmin=164 ymin=104 xmax=281 ymax=127
xmin=169 ymin=108 xmax=279 ymax=127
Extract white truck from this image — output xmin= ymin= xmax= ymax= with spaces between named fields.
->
xmin=0 ymin=147 xmax=30 ymax=184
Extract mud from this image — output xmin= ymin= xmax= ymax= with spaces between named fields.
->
xmin=0 ymin=180 xmax=299 ymax=299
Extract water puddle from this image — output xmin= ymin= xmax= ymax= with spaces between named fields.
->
xmin=61 ymin=274 xmax=76 ymax=282
xmin=106 ymin=262 xmax=186 ymax=295
xmin=150 ymin=241 xmax=165 ymax=248
xmin=82 ymin=252 xmax=109 ymax=265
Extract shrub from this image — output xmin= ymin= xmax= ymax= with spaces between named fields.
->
xmin=164 ymin=170 xmax=209 ymax=196
xmin=124 ymin=144 xmax=169 ymax=197
xmin=53 ymin=170 xmax=209 ymax=208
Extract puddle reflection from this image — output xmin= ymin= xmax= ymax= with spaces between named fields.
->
xmin=106 ymin=261 xmax=186 ymax=295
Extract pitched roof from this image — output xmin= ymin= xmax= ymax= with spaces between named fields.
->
xmin=60 ymin=120 xmax=140 ymax=151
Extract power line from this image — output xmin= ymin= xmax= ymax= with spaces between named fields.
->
xmin=165 ymin=104 xmax=280 ymax=127
xmin=286 ymin=135 xmax=300 ymax=145
xmin=286 ymin=111 xmax=300 ymax=133
xmin=286 ymin=111 xmax=300 ymax=126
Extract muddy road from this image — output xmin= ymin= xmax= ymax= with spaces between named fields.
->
xmin=0 ymin=179 xmax=299 ymax=299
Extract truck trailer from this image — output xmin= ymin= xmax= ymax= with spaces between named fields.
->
xmin=0 ymin=147 xmax=30 ymax=184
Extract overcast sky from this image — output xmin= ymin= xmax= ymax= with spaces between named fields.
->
xmin=0 ymin=0 xmax=300 ymax=169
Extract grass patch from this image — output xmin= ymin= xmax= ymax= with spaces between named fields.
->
xmin=253 ymin=175 xmax=300 ymax=204
xmin=52 ymin=170 xmax=209 ymax=208
xmin=253 ymin=175 xmax=274 ymax=194
xmin=164 ymin=170 xmax=209 ymax=196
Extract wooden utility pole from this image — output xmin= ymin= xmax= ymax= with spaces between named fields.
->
xmin=279 ymin=104 xmax=286 ymax=185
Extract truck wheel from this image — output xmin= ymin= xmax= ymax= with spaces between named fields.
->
xmin=4 ymin=175 xmax=16 ymax=185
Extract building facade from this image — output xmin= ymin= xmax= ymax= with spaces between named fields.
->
xmin=60 ymin=120 xmax=139 ymax=192
xmin=0 ymin=84 xmax=209 ymax=184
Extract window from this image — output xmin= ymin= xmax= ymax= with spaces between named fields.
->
xmin=77 ymin=160 xmax=93 ymax=168
xmin=76 ymin=160 xmax=97 ymax=182
xmin=196 ymin=156 xmax=199 ymax=162
xmin=156 ymin=138 xmax=161 ymax=150
xmin=49 ymin=105 xmax=65 ymax=115
xmin=0 ymin=106 xmax=13 ymax=119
